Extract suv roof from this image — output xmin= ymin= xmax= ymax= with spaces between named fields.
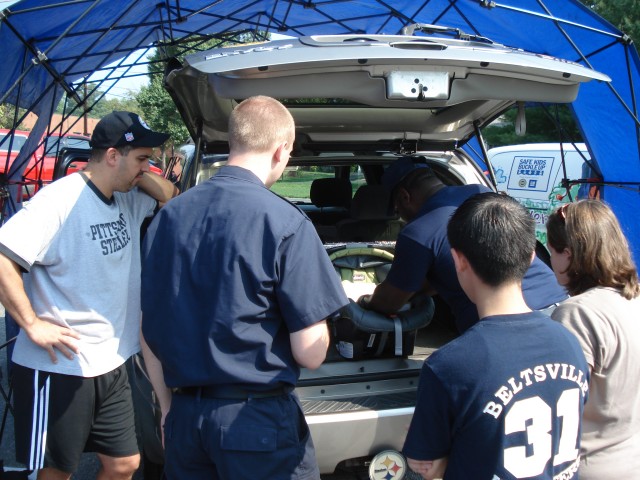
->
xmin=165 ymin=33 xmax=609 ymax=153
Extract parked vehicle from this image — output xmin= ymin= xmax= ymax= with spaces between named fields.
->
xmin=43 ymin=132 xmax=91 ymax=158
xmin=0 ymin=129 xmax=45 ymax=198
xmin=38 ymin=133 xmax=92 ymax=190
xmin=0 ymin=129 xmax=32 ymax=165
xmin=1 ymin=130 xmax=163 ymax=200
xmin=133 ymin=29 xmax=608 ymax=478
xmin=488 ymin=143 xmax=599 ymax=248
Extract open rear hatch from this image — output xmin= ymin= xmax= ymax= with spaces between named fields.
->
xmin=165 ymin=33 xmax=610 ymax=153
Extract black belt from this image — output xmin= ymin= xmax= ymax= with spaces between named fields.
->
xmin=173 ymin=384 xmax=293 ymax=400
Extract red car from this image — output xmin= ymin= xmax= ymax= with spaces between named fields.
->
xmin=1 ymin=130 xmax=163 ymax=199
xmin=0 ymin=128 xmax=45 ymax=198
xmin=43 ymin=132 xmax=163 ymax=176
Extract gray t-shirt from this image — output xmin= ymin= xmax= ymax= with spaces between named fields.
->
xmin=552 ymin=287 xmax=640 ymax=478
xmin=0 ymin=172 xmax=155 ymax=377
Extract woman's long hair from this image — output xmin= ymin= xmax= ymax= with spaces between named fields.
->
xmin=547 ymin=199 xmax=639 ymax=299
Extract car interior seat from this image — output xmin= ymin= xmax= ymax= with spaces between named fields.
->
xmin=308 ymin=177 xmax=352 ymax=240
xmin=334 ymin=184 xmax=404 ymax=242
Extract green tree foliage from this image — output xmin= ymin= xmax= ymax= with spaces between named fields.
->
xmin=137 ymin=74 xmax=190 ymax=146
xmin=88 ymin=93 xmax=140 ymax=118
xmin=137 ymin=33 xmax=266 ymax=147
xmin=0 ymin=103 xmax=32 ymax=130
xmin=56 ymin=85 xmax=141 ymax=119
xmin=0 ymin=103 xmax=22 ymax=129
xmin=580 ymin=0 xmax=640 ymax=44
xmin=484 ymin=2 xmax=639 ymax=148
xmin=136 ymin=36 xmax=232 ymax=147
xmin=483 ymin=105 xmax=582 ymax=149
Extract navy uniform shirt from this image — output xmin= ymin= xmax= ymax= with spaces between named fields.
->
xmin=141 ymin=166 xmax=348 ymax=389
xmin=385 ymin=185 xmax=567 ymax=333
xmin=403 ymin=312 xmax=589 ymax=479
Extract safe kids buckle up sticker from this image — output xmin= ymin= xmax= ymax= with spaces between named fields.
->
xmin=508 ymin=155 xmax=555 ymax=192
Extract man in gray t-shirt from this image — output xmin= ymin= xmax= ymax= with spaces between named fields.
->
xmin=0 ymin=112 xmax=177 ymax=479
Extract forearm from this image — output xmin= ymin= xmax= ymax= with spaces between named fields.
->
xmin=407 ymin=456 xmax=448 ymax=480
xmin=0 ymin=254 xmax=38 ymax=330
xmin=138 ymin=171 xmax=179 ymax=205
xmin=420 ymin=278 xmax=437 ymax=297
xmin=368 ymin=280 xmax=413 ymax=314
xmin=140 ymin=329 xmax=172 ymax=415
xmin=0 ymin=253 xmax=79 ymax=361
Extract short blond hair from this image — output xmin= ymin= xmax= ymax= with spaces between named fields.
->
xmin=228 ymin=96 xmax=294 ymax=154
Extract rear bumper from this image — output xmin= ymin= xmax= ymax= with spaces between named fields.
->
xmin=306 ymin=405 xmax=415 ymax=474
xmin=297 ymin=367 xmax=420 ymax=474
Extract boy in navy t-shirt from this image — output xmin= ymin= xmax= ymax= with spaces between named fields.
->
xmin=403 ymin=192 xmax=589 ymax=480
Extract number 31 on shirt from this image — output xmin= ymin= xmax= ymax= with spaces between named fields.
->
xmin=503 ymin=389 xmax=580 ymax=478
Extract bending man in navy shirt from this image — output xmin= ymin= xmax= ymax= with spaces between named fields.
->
xmin=364 ymin=157 xmax=567 ymax=333
xmin=403 ymin=192 xmax=588 ymax=479
xmin=140 ymin=96 xmax=348 ymax=479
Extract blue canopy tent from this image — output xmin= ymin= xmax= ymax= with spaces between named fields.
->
xmin=0 ymin=0 xmax=639 ymax=261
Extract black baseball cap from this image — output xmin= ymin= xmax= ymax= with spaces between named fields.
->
xmin=90 ymin=111 xmax=170 ymax=149
xmin=381 ymin=157 xmax=432 ymax=192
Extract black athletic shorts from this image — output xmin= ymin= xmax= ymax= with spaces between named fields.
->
xmin=12 ymin=362 xmax=139 ymax=473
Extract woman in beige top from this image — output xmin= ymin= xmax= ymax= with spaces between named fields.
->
xmin=546 ymin=199 xmax=640 ymax=478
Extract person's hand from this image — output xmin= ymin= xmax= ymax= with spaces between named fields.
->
xmin=407 ymin=456 xmax=447 ymax=480
xmin=407 ymin=458 xmax=433 ymax=479
xmin=24 ymin=318 xmax=80 ymax=363
xmin=341 ymin=280 xmax=375 ymax=302
xmin=357 ymin=294 xmax=372 ymax=309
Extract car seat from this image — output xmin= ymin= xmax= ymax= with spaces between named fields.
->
xmin=328 ymin=246 xmax=434 ymax=359
xmin=334 ymin=184 xmax=404 ymax=242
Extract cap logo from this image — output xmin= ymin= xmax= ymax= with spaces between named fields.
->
xmin=125 ymin=132 xmax=135 ymax=142
xmin=138 ymin=116 xmax=151 ymax=130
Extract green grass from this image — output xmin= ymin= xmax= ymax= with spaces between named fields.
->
xmin=271 ymin=168 xmax=368 ymax=200
xmin=271 ymin=170 xmax=333 ymax=199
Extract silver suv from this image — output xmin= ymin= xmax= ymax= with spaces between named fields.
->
xmin=132 ymin=28 xmax=607 ymax=478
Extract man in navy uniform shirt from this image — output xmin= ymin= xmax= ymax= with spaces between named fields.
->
xmin=140 ymin=96 xmax=348 ymax=479
xmin=403 ymin=193 xmax=589 ymax=479
xmin=363 ymin=157 xmax=567 ymax=333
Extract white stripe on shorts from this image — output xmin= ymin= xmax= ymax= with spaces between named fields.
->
xmin=28 ymin=370 xmax=50 ymax=471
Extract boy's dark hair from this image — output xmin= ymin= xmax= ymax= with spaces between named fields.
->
xmin=447 ymin=192 xmax=535 ymax=287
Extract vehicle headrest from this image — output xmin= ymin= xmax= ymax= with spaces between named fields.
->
xmin=350 ymin=185 xmax=396 ymax=220
xmin=310 ymin=177 xmax=352 ymax=208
